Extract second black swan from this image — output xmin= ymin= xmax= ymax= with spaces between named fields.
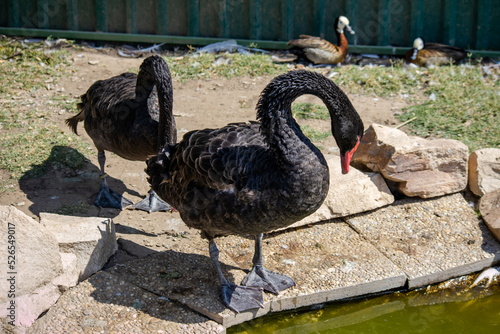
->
xmin=146 ymin=70 xmax=364 ymax=312
xmin=66 ymin=55 xmax=176 ymax=211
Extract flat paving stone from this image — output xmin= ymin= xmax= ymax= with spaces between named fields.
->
xmin=108 ymin=221 xmax=406 ymax=327
xmin=27 ymin=271 xmax=225 ymax=334
xmin=346 ymin=193 xmax=500 ymax=289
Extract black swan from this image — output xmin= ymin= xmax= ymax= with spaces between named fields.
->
xmin=406 ymin=37 xmax=467 ymax=67
xmin=146 ymin=70 xmax=364 ymax=312
xmin=66 ymin=55 xmax=176 ymax=211
xmin=287 ymin=16 xmax=355 ymax=65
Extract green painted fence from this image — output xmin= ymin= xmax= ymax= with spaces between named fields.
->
xmin=1 ymin=0 xmax=499 ymax=56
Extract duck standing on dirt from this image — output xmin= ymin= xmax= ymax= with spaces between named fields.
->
xmin=287 ymin=16 xmax=355 ymax=65
xmin=146 ymin=70 xmax=364 ymax=312
xmin=66 ymin=55 xmax=176 ymax=212
xmin=406 ymin=37 xmax=467 ymax=67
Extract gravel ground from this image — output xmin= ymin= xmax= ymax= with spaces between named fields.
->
xmin=27 ymin=271 xmax=225 ymax=334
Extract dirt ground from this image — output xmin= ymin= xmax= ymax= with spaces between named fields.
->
xmin=0 ymin=48 xmax=412 ymax=264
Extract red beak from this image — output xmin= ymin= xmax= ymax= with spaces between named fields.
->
xmin=341 ymin=138 xmax=360 ymax=174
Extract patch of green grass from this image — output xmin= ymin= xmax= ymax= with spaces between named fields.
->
xmin=300 ymin=125 xmax=331 ymax=142
xmin=0 ymin=38 xmax=70 ymax=93
xmin=292 ymin=103 xmax=329 ymax=120
xmin=50 ymin=94 xmax=80 ymax=111
xmin=0 ymin=126 xmax=91 ymax=180
xmin=57 ymin=201 xmax=89 ymax=215
xmin=0 ymin=91 xmax=91 ymax=190
xmin=0 ymin=39 xmax=91 ymax=191
xmin=331 ymin=60 xmax=421 ymax=97
xmin=167 ymin=53 xmax=290 ymax=81
xmin=396 ymin=65 xmax=499 ymax=151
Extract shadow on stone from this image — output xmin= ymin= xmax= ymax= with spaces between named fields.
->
xmin=27 ymin=271 xmax=225 ymax=333
xmin=115 ymin=224 xmax=157 ymax=236
xmin=18 ymin=146 xmax=140 ymax=217
xmin=104 ymin=249 xmax=244 ymax=317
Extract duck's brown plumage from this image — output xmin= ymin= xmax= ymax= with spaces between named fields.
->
xmin=406 ymin=40 xmax=467 ymax=67
xmin=287 ymin=16 xmax=353 ymax=65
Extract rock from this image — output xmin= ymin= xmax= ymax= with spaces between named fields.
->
xmin=352 ymin=124 xmax=468 ymax=198
xmin=479 ymin=189 xmax=500 ymax=242
xmin=0 ymin=206 xmax=63 ymax=329
xmin=40 ymin=213 xmax=117 ymax=281
xmin=14 ymin=284 xmax=61 ymax=329
xmin=51 ymin=253 xmax=79 ymax=292
xmin=468 ymin=148 xmax=500 ymax=196
xmin=286 ymin=155 xmax=394 ymax=229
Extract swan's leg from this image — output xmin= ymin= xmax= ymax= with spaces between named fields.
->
xmin=241 ymin=233 xmax=296 ymax=294
xmin=94 ymin=150 xmax=133 ymax=209
xmin=208 ymin=239 xmax=264 ymax=313
xmin=129 ymin=189 xmax=173 ymax=213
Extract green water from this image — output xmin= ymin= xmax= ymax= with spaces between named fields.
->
xmin=229 ymin=281 xmax=500 ymax=334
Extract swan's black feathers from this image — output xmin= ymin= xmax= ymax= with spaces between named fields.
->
xmin=144 ymin=67 xmax=366 ymax=312
xmin=147 ymin=70 xmax=364 ymax=239
xmin=70 ymin=72 xmax=159 ymax=161
xmin=67 ymin=55 xmax=176 ymax=163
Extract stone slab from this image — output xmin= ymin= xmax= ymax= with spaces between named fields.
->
xmin=288 ymin=156 xmax=394 ymax=229
xmin=468 ymin=148 xmax=500 ymax=196
xmin=351 ymin=124 xmax=468 ymax=198
xmin=346 ymin=193 xmax=500 ymax=289
xmin=479 ymin=189 xmax=500 ymax=242
xmin=0 ymin=206 xmax=63 ymax=329
xmin=27 ymin=271 xmax=225 ymax=334
xmin=40 ymin=213 xmax=118 ymax=281
xmin=108 ymin=221 xmax=406 ymax=327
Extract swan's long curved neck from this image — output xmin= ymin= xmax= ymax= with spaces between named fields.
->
xmin=137 ymin=57 xmax=176 ymax=150
xmin=156 ymin=73 xmax=176 ymax=149
xmin=256 ymin=72 xmax=346 ymax=168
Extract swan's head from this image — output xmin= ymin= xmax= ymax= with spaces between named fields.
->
xmin=336 ymin=16 xmax=355 ymax=35
xmin=336 ymin=120 xmax=364 ymax=174
xmin=329 ymin=85 xmax=364 ymax=174
xmin=413 ymin=37 xmax=424 ymax=50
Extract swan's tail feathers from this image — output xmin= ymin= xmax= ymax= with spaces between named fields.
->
xmin=65 ymin=97 xmax=86 ymax=135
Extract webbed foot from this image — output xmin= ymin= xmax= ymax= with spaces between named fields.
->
xmin=94 ymin=184 xmax=133 ymax=209
xmin=130 ymin=189 xmax=172 ymax=213
xmin=220 ymin=282 xmax=264 ymax=313
xmin=241 ymin=265 xmax=296 ymax=294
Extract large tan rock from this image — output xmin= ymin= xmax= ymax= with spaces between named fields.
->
xmin=286 ymin=155 xmax=394 ymax=229
xmin=0 ymin=206 xmax=63 ymax=328
xmin=479 ymin=189 xmax=500 ymax=242
xmin=40 ymin=213 xmax=117 ymax=281
xmin=468 ymin=148 xmax=500 ymax=196
xmin=352 ymin=124 xmax=469 ymax=198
